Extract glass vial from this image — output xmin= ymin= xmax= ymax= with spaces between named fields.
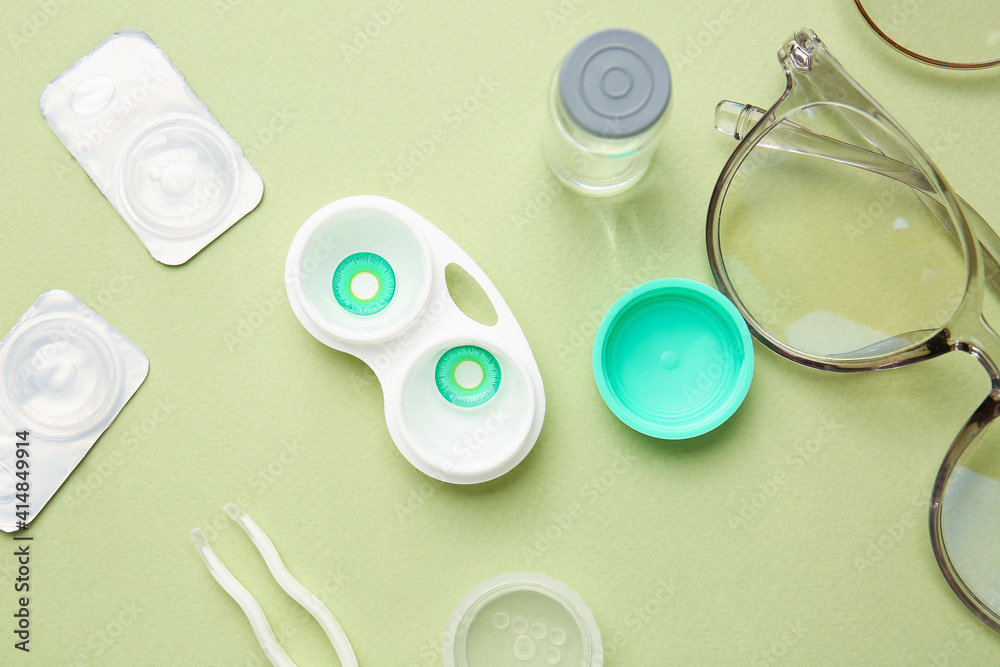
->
xmin=544 ymin=28 xmax=671 ymax=197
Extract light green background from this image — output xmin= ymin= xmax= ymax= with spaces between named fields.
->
xmin=2 ymin=0 xmax=1000 ymax=664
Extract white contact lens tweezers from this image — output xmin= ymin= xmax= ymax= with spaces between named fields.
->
xmin=190 ymin=503 xmax=358 ymax=667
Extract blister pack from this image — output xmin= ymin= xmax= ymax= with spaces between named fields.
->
xmin=40 ymin=29 xmax=263 ymax=265
xmin=0 ymin=290 xmax=148 ymax=531
xmin=286 ymin=196 xmax=545 ymax=484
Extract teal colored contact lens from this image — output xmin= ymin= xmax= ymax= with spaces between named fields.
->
xmin=436 ymin=345 xmax=501 ymax=408
xmin=332 ymin=252 xmax=395 ymax=316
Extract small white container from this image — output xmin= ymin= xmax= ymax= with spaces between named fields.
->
xmin=544 ymin=29 xmax=672 ymax=197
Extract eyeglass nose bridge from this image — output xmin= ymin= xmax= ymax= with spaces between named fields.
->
xmin=949 ymin=312 xmax=1000 ymax=395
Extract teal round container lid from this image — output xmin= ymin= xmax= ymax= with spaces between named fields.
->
xmin=593 ymin=278 xmax=753 ymax=439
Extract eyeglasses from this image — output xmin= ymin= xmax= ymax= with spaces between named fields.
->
xmin=707 ymin=27 xmax=1000 ymax=631
xmin=855 ymin=0 xmax=1000 ymax=69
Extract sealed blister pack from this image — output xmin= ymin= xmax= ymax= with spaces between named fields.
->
xmin=0 ymin=290 xmax=147 ymax=531
xmin=40 ymin=29 xmax=263 ymax=265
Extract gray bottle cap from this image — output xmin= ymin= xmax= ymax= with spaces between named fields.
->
xmin=558 ymin=28 xmax=671 ymax=138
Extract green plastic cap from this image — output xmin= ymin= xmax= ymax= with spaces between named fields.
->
xmin=593 ymin=278 xmax=753 ymax=439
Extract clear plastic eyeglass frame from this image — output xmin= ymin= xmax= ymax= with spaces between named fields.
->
xmin=707 ymin=28 xmax=1000 ymax=631
xmin=854 ymin=0 xmax=1000 ymax=70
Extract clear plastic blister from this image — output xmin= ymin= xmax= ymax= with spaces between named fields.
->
xmin=0 ymin=290 xmax=148 ymax=531
xmin=40 ymin=29 xmax=263 ymax=265
xmin=285 ymin=196 xmax=546 ymax=484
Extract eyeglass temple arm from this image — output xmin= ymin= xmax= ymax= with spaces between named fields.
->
xmin=714 ymin=101 xmax=1000 ymax=296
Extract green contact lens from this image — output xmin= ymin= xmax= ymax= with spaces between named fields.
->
xmin=436 ymin=345 xmax=501 ymax=408
xmin=332 ymin=252 xmax=395 ymax=316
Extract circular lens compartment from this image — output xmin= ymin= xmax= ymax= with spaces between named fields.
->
xmin=289 ymin=201 xmax=432 ymax=344
xmin=444 ymin=573 xmax=602 ymax=667
xmin=0 ymin=315 xmax=121 ymax=438
xmin=397 ymin=340 xmax=534 ymax=482
xmin=117 ymin=116 xmax=240 ymax=239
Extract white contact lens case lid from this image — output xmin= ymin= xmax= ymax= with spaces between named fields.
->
xmin=0 ymin=290 xmax=148 ymax=532
xmin=443 ymin=572 xmax=603 ymax=666
xmin=285 ymin=196 xmax=546 ymax=484
xmin=40 ymin=29 xmax=263 ymax=265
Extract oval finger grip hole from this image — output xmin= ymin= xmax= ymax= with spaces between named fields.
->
xmin=446 ymin=263 xmax=498 ymax=327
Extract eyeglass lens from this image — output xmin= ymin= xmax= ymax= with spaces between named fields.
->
xmin=716 ymin=102 xmax=967 ymax=361
xmin=941 ymin=419 xmax=1000 ymax=618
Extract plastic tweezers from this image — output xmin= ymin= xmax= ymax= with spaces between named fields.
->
xmin=191 ymin=503 xmax=358 ymax=667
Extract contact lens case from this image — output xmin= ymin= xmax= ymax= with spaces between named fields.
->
xmin=285 ymin=196 xmax=545 ymax=484
xmin=0 ymin=290 xmax=148 ymax=531
xmin=40 ymin=29 xmax=263 ymax=265
xmin=443 ymin=572 xmax=603 ymax=666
